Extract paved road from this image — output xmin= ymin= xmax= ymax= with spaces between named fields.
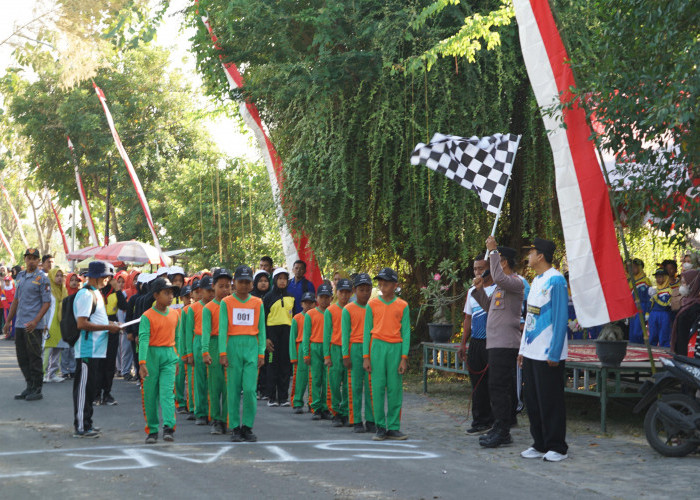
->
xmin=0 ymin=343 xmax=696 ymax=499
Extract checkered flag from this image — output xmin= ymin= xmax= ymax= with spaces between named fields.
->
xmin=411 ymin=133 xmax=521 ymax=214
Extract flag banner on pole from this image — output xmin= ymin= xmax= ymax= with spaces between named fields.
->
xmin=0 ymin=184 xmax=28 ymax=247
xmin=411 ymin=133 xmax=521 ymax=214
xmin=93 ymin=84 xmax=166 ymax=266
xmin=67 ymin=136 xmax=100 ymax=247
xmin=513 ymin=0 xmax=637 ymax=327
xmin=48 ymin=196 xmax=70 ymax=254
xmin=0 ymin=224 xmax=14 ymax=262
xmin=198 ymin=6 xmax=323 ymax=287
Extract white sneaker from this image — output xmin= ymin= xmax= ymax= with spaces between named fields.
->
xmin=49 ymin=375 xmax=65 ymax=383
xmin=543 ymin=450 xmax=568 ymax=462
xmin=521 ymin=447 xmax=546 ymax=459
xmin=42 ymin=376 xmax=51 ymax=383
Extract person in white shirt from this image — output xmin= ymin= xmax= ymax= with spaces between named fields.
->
xmin=518 ymin=238 xmax=569 ymax=462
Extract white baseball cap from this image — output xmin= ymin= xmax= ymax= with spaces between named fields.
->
xmin=156 ymin=267 xmax=169 ymax=277
xmin=272 ymin=268 xmax=289 ymax=280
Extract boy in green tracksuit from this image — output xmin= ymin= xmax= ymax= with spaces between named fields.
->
xmin=342 ymin=273 xmax=375 ymax=433
xmin=184 ymin=279 xmax=201 ymax=418
xmin=139 ymin=278 xmax=180 ymax=444
xmin=324 ymin=278 xmax=352 ymax=427
xmin=219 ymin=265 xmax=266 ymax=442
xmin=290 ymin=292 xmax=316 ymax=413
xmin=202 ymin=268 xmax=232 ymax=435
xmin=303 ymin=283 xmax=333 ymax=420
xmin=363 ymin=267 xmax=410 ymax=441
xmin=175 ymin=285 xmax=192 ymax=414
xmin=185 ymin=275 xmax=214 ymax=425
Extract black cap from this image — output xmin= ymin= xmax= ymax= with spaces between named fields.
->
xmin=654 ymin=267 xmax=668 ymax=276
xmin=151 ymin=277 xmax=178 ymax=295
xmin=354 ymin=273 xmax=372 ymax=287
xmin=375 ymin=267 xmax=398 ymax=282
xmin=631 ymin=258 xmax=644 ymax=268
xmin=317 ymin=284 xmax=333 ymax=297
xmin=336 ymin=278 xmax=352 ymax=291
xmin=234 ymin=265 xmax=254 ymax=281
xmin=24 ymin=248 xmax=41 ymax=258
xmin=301 ymin=292 xmax=316 ymax=302
xmin=213 ymin=268 xmax=233 ymax=281
xmin=87 ymin=261 xmax=113 ymax=278
xmin=179 ymin=285 xmax=192 ymax=297
xmin=191 ymin=278 xmax=201 ymax=291
xmin=497 ymin=246 xmax=517 ymax=260
xmin=199 ymin=275 xmax=214 ymax=290
xmin=528 ymin=238 xmax=556 ymax=259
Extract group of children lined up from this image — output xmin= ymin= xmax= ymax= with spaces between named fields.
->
xmin=87 ymin=261 xmax=411 ymax=444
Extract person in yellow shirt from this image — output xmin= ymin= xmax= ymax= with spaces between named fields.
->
xmin=263 ymin=268 xmax=295 ymax=407
xmin=138 ymin=278 xmax=180 ymax=444
xmin=290 ymin=292 xmax=316 ymax=413
xmin=363 ymin=268 xmax=410 ymax=441
xmin=219 ymin=265 xmax=266 ymax=442
xmin=324 ymin=277 xmax=352 ymax=426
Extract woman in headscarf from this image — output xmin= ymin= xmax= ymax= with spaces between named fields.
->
xmin=65 ymin=272 xmax=83 ymax=296
xmin=43 ymin=267 xmax=68 ymax=383
xmin=252 ymin=270 xmax=270 ymax=298
xmin=670 ymin=269 xmax=700 ymax=355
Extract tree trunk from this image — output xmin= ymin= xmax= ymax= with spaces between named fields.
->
xmin=506 ymin=77 xmax=531 ymax=254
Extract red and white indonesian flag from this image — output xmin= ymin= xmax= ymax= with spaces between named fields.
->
xmin=48 ymin=196 xmax=70 ymax=254
xmin=0 ymin=184 xmax=28 ymax=247
xmin=93 ymin=84 xmax=166 ymax=266
xmin=513 ymin=0 xmax=637 ymax=326
xmin=67 ymin=136 xmax=100 ymax=247
xmin=0 ymin=224 xmax=14 ymax=262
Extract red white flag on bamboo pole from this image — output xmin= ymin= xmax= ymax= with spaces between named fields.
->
xmin=67 ymin=136 xmax=100 ymax=247
xmin=0 ymin=224 xmax=14 ymax=262
xmin=197 ymin=6 xmax=323 ymax=286
xmin=93 ymin=83 xmax=166 ymax=266
xmin=513 ymin=0 xmax=637 ymax=326
xmin=48 ymin=196 xmax=70 ymax=255
xmin=0 ymin=184 xmax=28 ymax=247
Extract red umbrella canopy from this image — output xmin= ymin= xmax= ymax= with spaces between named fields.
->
xmin=94 ymin=241 xmax=168 ymax=265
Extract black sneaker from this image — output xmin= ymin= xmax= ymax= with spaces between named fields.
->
xmin=372 ymin=427 xmax=388 ymax=441
xmin=195 ymin=417 xmax=208 ymax=426
xmin=93 ymin=399 xmax=102 ymax=406
xmin=466 ymin=424 xmax=492 ymax=436
xmin=331 ymin=416 xmax=343 ymax=427
xmin=365 ymin=421 xmax=377 ymax=433
xmin=145 ymin=433 xmax=158 ymax=444
xmin=186 ymin=412 xmax=196 ymax=421
xmin=241 ymin=426 xmax=257 ymax=442
xmin=267 ymin=400 xmax=279 ymax=407
xmin=479 ymin=431 xmax=513 ymax=448
xmin=73 ymin=429 xmax=100 ymax=438
xmin=176 ymin=406 xmax=189 ymax=414
xmin=87 ymin=426 xmax=101 ymax=433
xmin=293 ymin=407 xmax=304 ymax=414
xmin=311 ymin=411 xmax=322 ymax=421
xmin=386 ymin=430 xmax=408 ymax=440
xmin=210 ymin=422 xmax=221 ymax=435
xmin=25 ymin=390 xmax=43 ymax=401
xmin=163 ymin=427 xmax=175 ymax=442
xmin=341 ymin=416 xmax=349 ymax=427
xmin=103 ymin=394 xmax=118 ymax=406
xmin=280 ymin=400 xmax=291 ymax=407
xmin=353 ymin=423 xmax=366 ymax=433
xmin=320 ymin=410 xmax=333 ymax=420
xmin=230 ymin=427 xmax=244 ymax=442
xmin=14 ymin=387 xmax=31 ymax=400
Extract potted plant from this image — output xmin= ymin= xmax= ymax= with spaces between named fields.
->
xmin=595 ymin=322 xmax=628 ymax=367
xmin=418 ymin=259 xmax=466 ymax=343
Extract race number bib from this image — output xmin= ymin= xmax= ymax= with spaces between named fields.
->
xmin=232 ymin=308 xmax=255 ymax=326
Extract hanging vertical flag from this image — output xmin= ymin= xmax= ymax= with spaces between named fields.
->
xmin=67 ymin=136 xmax=100 ymax=247
xmin=0 ymin=184 xmax=28 ymax=247
xmin=513 ymin=0 xmax=637 ymax=326
xmin=48 ymin=195 xmax=70 ymax=254
xmin=92 ymin=83 xmax=166 ymax=266
xmin=197 ymin=4 xmax=323 ymax=287
xmin=0 ymin=224 xmax=14 ymax=262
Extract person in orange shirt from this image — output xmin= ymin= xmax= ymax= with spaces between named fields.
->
xmin=342 ymin=273 xmax=375 ymax=433
xmin=138 ymin=278 xmax=180 ymax=444
xmin=363 ymin=268 xmax=410 ymax=441
xmin=185 ymin=275 xmax=214 ymax=425
xmin=201 ymin=268 xmax=232 ymax=435
xmin=218 ymin=265 xmax=266 ymax=442
xmin=289 ymin=292 xmax=316 ymax=413
xmin=324 ymin=277 xmax=352 ymax=427
xmin=302 ymin=283 xmax=334 ymax=420
xmin=175 ymin=284 xmax=192 ymax=414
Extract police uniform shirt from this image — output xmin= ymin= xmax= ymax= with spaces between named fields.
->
xmin=14 ymin=269 xmax=51 ymax=329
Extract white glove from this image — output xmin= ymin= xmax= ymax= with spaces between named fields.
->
xmin=648 ymin=286 xmax=657 ymax=297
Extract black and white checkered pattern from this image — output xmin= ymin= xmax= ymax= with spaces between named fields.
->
xmin=411 ymin=133 xmax=521 ymax=214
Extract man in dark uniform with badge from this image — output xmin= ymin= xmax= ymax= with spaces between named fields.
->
xmin=3 ymin=248 xmax=52 ymax=401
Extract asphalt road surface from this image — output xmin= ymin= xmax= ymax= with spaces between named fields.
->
xmin=0 ymin=343 xmax=696 ymax=499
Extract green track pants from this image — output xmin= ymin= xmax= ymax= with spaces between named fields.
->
xmin=348 ymin=342 xmax=373 ymax=425
xmin=308 ymin=342 xmax=327 ymax=413
xmin=175 ymin=356 xmax=186 ymax=408
xmin=207 ymin=335 xmax=227 ymax=424
xmin=291 ymin=342 xmax=308 ymax=409
xmin=328 ymin=344 xmax=348 ymax=417
xmin=141 ymin=346 xmax=178 ymax=434
xmin=224 ymin=335 xmax=259 ymax=429
xmin=186 ymin=363 xmax=195 ymax=412
xmin=192 ymin=336 xmax=208 ymax=419
xmin=369 ymin=339 xmax=403 ymax=431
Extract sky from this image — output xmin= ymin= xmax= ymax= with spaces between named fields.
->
xmin=0 ymin=0 xmax=258 ymax=161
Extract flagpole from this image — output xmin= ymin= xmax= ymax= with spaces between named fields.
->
xmin=490 ymin=135 xmax=521 ymax=236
